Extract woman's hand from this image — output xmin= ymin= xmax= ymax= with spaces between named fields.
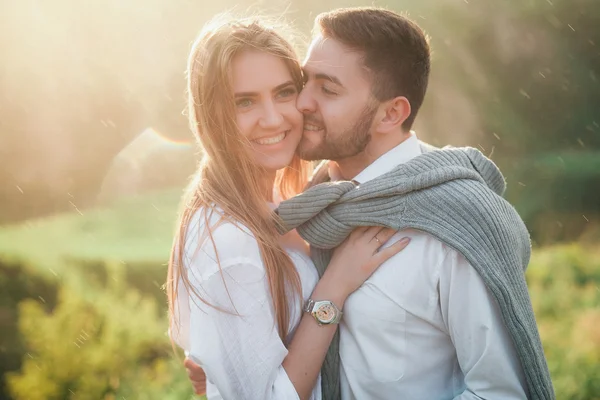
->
xmin=321 ymin=227 xmax=410 ymax=302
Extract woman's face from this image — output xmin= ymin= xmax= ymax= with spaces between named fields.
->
xmin=231 ymin=50 xmax=303 ymax=174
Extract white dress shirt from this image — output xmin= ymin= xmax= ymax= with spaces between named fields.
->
xmin=336 ymin=133 xmax=528 ymax=399
xmin=171 ymin=205 xmax=321 ymax=400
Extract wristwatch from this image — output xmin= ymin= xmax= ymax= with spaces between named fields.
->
xmin=303 ymin=299 xmax=343 ymax=325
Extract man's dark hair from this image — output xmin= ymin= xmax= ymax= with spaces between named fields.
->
xmin=315 ymin=7 xmax=431 ymax=130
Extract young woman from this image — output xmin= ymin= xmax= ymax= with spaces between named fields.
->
xmin=166 ymin=15 xmax=410 ymax=400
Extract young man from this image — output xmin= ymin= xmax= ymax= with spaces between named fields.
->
xmin=186 ymin=7 xmax=553 ymax=399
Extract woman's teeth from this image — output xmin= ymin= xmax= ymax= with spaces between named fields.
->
xmin=254 ymin=131 xmax=287 ymax=145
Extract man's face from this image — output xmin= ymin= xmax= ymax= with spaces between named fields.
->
xmin=296 ymin=35 xmax=379 ymax=161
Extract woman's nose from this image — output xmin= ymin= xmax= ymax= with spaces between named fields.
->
xmin=259 ymin=101 xmax=284 ymax=129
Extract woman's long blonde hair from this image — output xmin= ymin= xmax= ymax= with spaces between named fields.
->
xmin=167 ymin=15 xmax=312 ymax=341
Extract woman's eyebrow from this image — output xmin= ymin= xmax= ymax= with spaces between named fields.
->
xmin=234 ymin=80 xmax=295 ymax=98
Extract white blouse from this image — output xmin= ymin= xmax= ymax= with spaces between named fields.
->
xmin=171 ymin=206 xmax=321 ymax=400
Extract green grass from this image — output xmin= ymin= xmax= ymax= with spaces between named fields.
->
xmin=0 ymin=189 xmax=182 ymax=278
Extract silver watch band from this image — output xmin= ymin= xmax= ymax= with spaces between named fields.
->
xmin=303 ymin=298 xmax=315 ymax=314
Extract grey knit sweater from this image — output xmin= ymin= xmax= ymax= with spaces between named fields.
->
xmin=276 ymin=146 xmax=554 ymax=400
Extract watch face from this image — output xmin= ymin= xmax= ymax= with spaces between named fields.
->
xmin=316 ymin=303 xmax=336 ymax=323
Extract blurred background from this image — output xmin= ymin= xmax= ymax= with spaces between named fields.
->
xmin=0 ymin=0 xmax=598 ymax=398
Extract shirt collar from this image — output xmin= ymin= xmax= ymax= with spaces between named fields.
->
xmin=330 ymin=132 xmax=422 ymax=184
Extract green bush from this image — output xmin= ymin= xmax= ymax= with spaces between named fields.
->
xmin=0 ymin=260 xmax=57 ymax=398
xmin=5 ymin=262 xmax=195 ymax=400
xmin=528 ymin=244 xmax=600 ymax=400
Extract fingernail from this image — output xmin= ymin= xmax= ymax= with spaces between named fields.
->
xmin=398 ymin=237 xmax=411 ymax=245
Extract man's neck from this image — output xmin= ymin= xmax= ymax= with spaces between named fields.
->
xmin=334 ymin=131 xmax=412 ymax=180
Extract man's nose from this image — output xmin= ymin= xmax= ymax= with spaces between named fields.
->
xmin=296 ymin=86 xmax=316 ymax=114
xmin=259 ymin=101 xmax=284 ymax=129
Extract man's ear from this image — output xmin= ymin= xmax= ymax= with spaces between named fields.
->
xmin=377 ymin=96 xmax=411 ymax=133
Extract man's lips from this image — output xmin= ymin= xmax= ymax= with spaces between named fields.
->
xmin=304 ymin=123 xmax=324 ymax=131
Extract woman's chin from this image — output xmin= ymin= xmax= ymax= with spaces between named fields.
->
xmin=258 ymin=155 xmax=295 ymax=174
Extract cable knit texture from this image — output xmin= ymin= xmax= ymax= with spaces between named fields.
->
xmin=276 ymin=145 xmax=554 ymax=400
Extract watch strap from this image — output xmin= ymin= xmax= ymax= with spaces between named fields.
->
xmin=303 ymin=298 xmax=315 ymax=314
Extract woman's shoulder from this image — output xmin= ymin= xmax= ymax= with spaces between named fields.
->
xmin=183 ymin=206 xmax=263 ymax=274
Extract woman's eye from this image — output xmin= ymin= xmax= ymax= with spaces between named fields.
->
xmin=277 ymin=87 xmax=297 ymax=98
xmin=236 ymin=98 xmax=253 ymax=108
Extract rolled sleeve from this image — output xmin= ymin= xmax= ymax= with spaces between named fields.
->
xmin=187 ymin=262 xmax=301 ymax=400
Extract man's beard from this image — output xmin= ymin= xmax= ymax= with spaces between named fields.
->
xmin=297 ymin=103 xmax=378 ymax=161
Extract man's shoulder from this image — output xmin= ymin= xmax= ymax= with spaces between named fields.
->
xmin=385 ymin=228 xmax=452 ymax=266
xmin=391 ymin=228 xmax=471 ymax=269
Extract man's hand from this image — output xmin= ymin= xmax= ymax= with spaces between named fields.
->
xmin=184 ymin=357 xmax=207 ymax=396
